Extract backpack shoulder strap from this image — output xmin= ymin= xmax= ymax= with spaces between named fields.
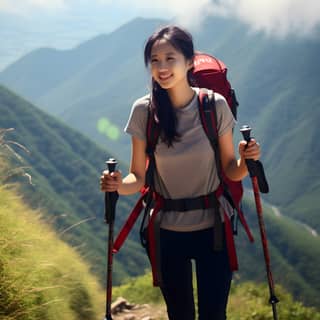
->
xmin=145 ymin=105 xmax=160 ymax=189
xmin=198 ymin=89 xmax=240 ymax=209
xmin=146 ymin=105 xmax=160 ymax=152
xmin=198 ymin=88 xmax=219 ymax=155
xmin=198 ymin=88 xmax=226 ymax=188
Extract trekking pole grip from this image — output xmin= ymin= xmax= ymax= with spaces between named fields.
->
xmin=239 ymin=125 xmax=255 ymax=175
xmin=107 ymin=158 xmax=117 ymax=174
xmin=240 ymin=125 xmax=269 ymax=193
xmin=105 ymin=158 xmax=118 ymax=224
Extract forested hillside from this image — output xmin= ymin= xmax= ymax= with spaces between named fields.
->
xmin=0 ymin=84 xmax=149 ymax=284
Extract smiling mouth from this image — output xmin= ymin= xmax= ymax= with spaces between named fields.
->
xmin=159 ymin=74 xmax=172 ymax=81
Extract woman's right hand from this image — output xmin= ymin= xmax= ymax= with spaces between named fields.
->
xmin=100 ymin=170 xmax=122 ymax=192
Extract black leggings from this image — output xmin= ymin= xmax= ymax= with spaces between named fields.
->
xmin=159 ymin=228 xmax=232 ymax=320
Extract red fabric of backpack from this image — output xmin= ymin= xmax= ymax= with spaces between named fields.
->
xmin=191 ymin=52 xmax=239 ymax=118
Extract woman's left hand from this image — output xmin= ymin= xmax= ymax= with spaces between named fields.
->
xmin=238 ymin=139 xmax=261 ymax=161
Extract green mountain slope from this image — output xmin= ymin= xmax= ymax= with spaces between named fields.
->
xmin=0 ymin=184 xmax=105 ymax=320
xmin=220 ymin=34 xmax=320 ymax=233
xmin=0 ymin=84 xmax=149 ymax=284
xmin=238 ymin=198 xmax=320 ymax=307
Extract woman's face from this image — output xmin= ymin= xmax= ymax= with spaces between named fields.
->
xmin=150 ymin=38 xmax=193 ymax=90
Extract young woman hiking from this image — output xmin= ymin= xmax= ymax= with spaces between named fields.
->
xmin=100 ymin=25 xmax=261 ymax=320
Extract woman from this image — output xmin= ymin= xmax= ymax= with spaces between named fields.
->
xmin=101 ymin=25 xmax=260 ymax=320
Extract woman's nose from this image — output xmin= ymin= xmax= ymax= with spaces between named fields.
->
xmin=156 ymin=60 xmax=169 ymax=71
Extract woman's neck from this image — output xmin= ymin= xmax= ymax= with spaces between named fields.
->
xmin=167 ymin=85 xmax=195 ymax=109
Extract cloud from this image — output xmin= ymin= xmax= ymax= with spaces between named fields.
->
xmin=96 ymin=0 xmax=215 ymax=28
xmin=1 ymin=0 xmax=319 ymax=37
xmin=0 ymin=0 xmax=66 ymax=15
xmin=211 ymin=0 xmax=320 ymax=37
xmin=99 ymin=0 xmax=320 ymax=37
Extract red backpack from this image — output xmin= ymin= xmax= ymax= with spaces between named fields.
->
xmin=192 ymin=52 xmax=239 ymax=117
xmin=113 ymin=52 xmax=254 ymax=286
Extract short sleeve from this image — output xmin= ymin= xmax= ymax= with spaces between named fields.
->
xmin=124 ymin=95 xmax=150 ymax=141
xmin=214 ymin=92 xmax=236 ymax=136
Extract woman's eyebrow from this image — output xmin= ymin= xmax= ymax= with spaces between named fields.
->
xmin=151 ymin=51 xmax=176 ymax=58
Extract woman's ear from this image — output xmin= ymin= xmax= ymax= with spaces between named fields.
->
xmin=187 ymin=57 xmax=194 ymax=71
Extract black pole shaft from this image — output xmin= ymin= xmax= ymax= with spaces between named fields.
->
xmin=240 ymin=125 xmax=279 ymax=319
xmin=104 ymin=158 xmax=118 ymax=320
xmin=106 ymin=218 xmax=114 ymax=320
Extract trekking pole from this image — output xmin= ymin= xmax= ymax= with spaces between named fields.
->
xmin=240 ymin=125 xmax=279 ymax=320
xmin=104 ymin=158 xmax=119 ymax=320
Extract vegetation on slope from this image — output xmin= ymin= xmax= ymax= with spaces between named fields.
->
xmin=0 ymin=130 xmax=106 ymax=319
xmin=0 ymin=85 xmax=149 ymax=284
xmin=0 ymin=184 xmax=106 ymax=320
xmin=112 ymin=272 xmax=320 ymax=320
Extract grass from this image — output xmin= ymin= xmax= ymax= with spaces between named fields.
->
xmin=0 ymin=184 xmax=105 ymax=320
xmin=112 ymin=272 xmax=163 ymax=305
xmin=228 ymin=282 xmax=320 ymax=320
xmin=0 ymin=127 xmax=105 ymax=319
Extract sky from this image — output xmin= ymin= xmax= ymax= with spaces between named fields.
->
xmin=0 ymin=0 xmax=320 ymax=70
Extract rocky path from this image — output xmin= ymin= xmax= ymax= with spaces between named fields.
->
xmin=110 ymin=297 xmax=167 ymax=320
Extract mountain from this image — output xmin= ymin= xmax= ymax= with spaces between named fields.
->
xmin=0 ymin=84 xmax=149 ymax=284
xmin=0 ymin=17 xmax=319 ymax=236
xmin=0 ymin=18 xmax=165 ymax=160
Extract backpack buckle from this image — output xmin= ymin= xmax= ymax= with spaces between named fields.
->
xmin=201 ymin=93 xmax=212 ymax=113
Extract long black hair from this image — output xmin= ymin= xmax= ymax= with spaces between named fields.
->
xmin=144 ymin=25 xmax=194 ymax=147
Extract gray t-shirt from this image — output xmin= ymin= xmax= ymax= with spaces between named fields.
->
xmin=125 ymin=88 xmax=236 ymax=231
